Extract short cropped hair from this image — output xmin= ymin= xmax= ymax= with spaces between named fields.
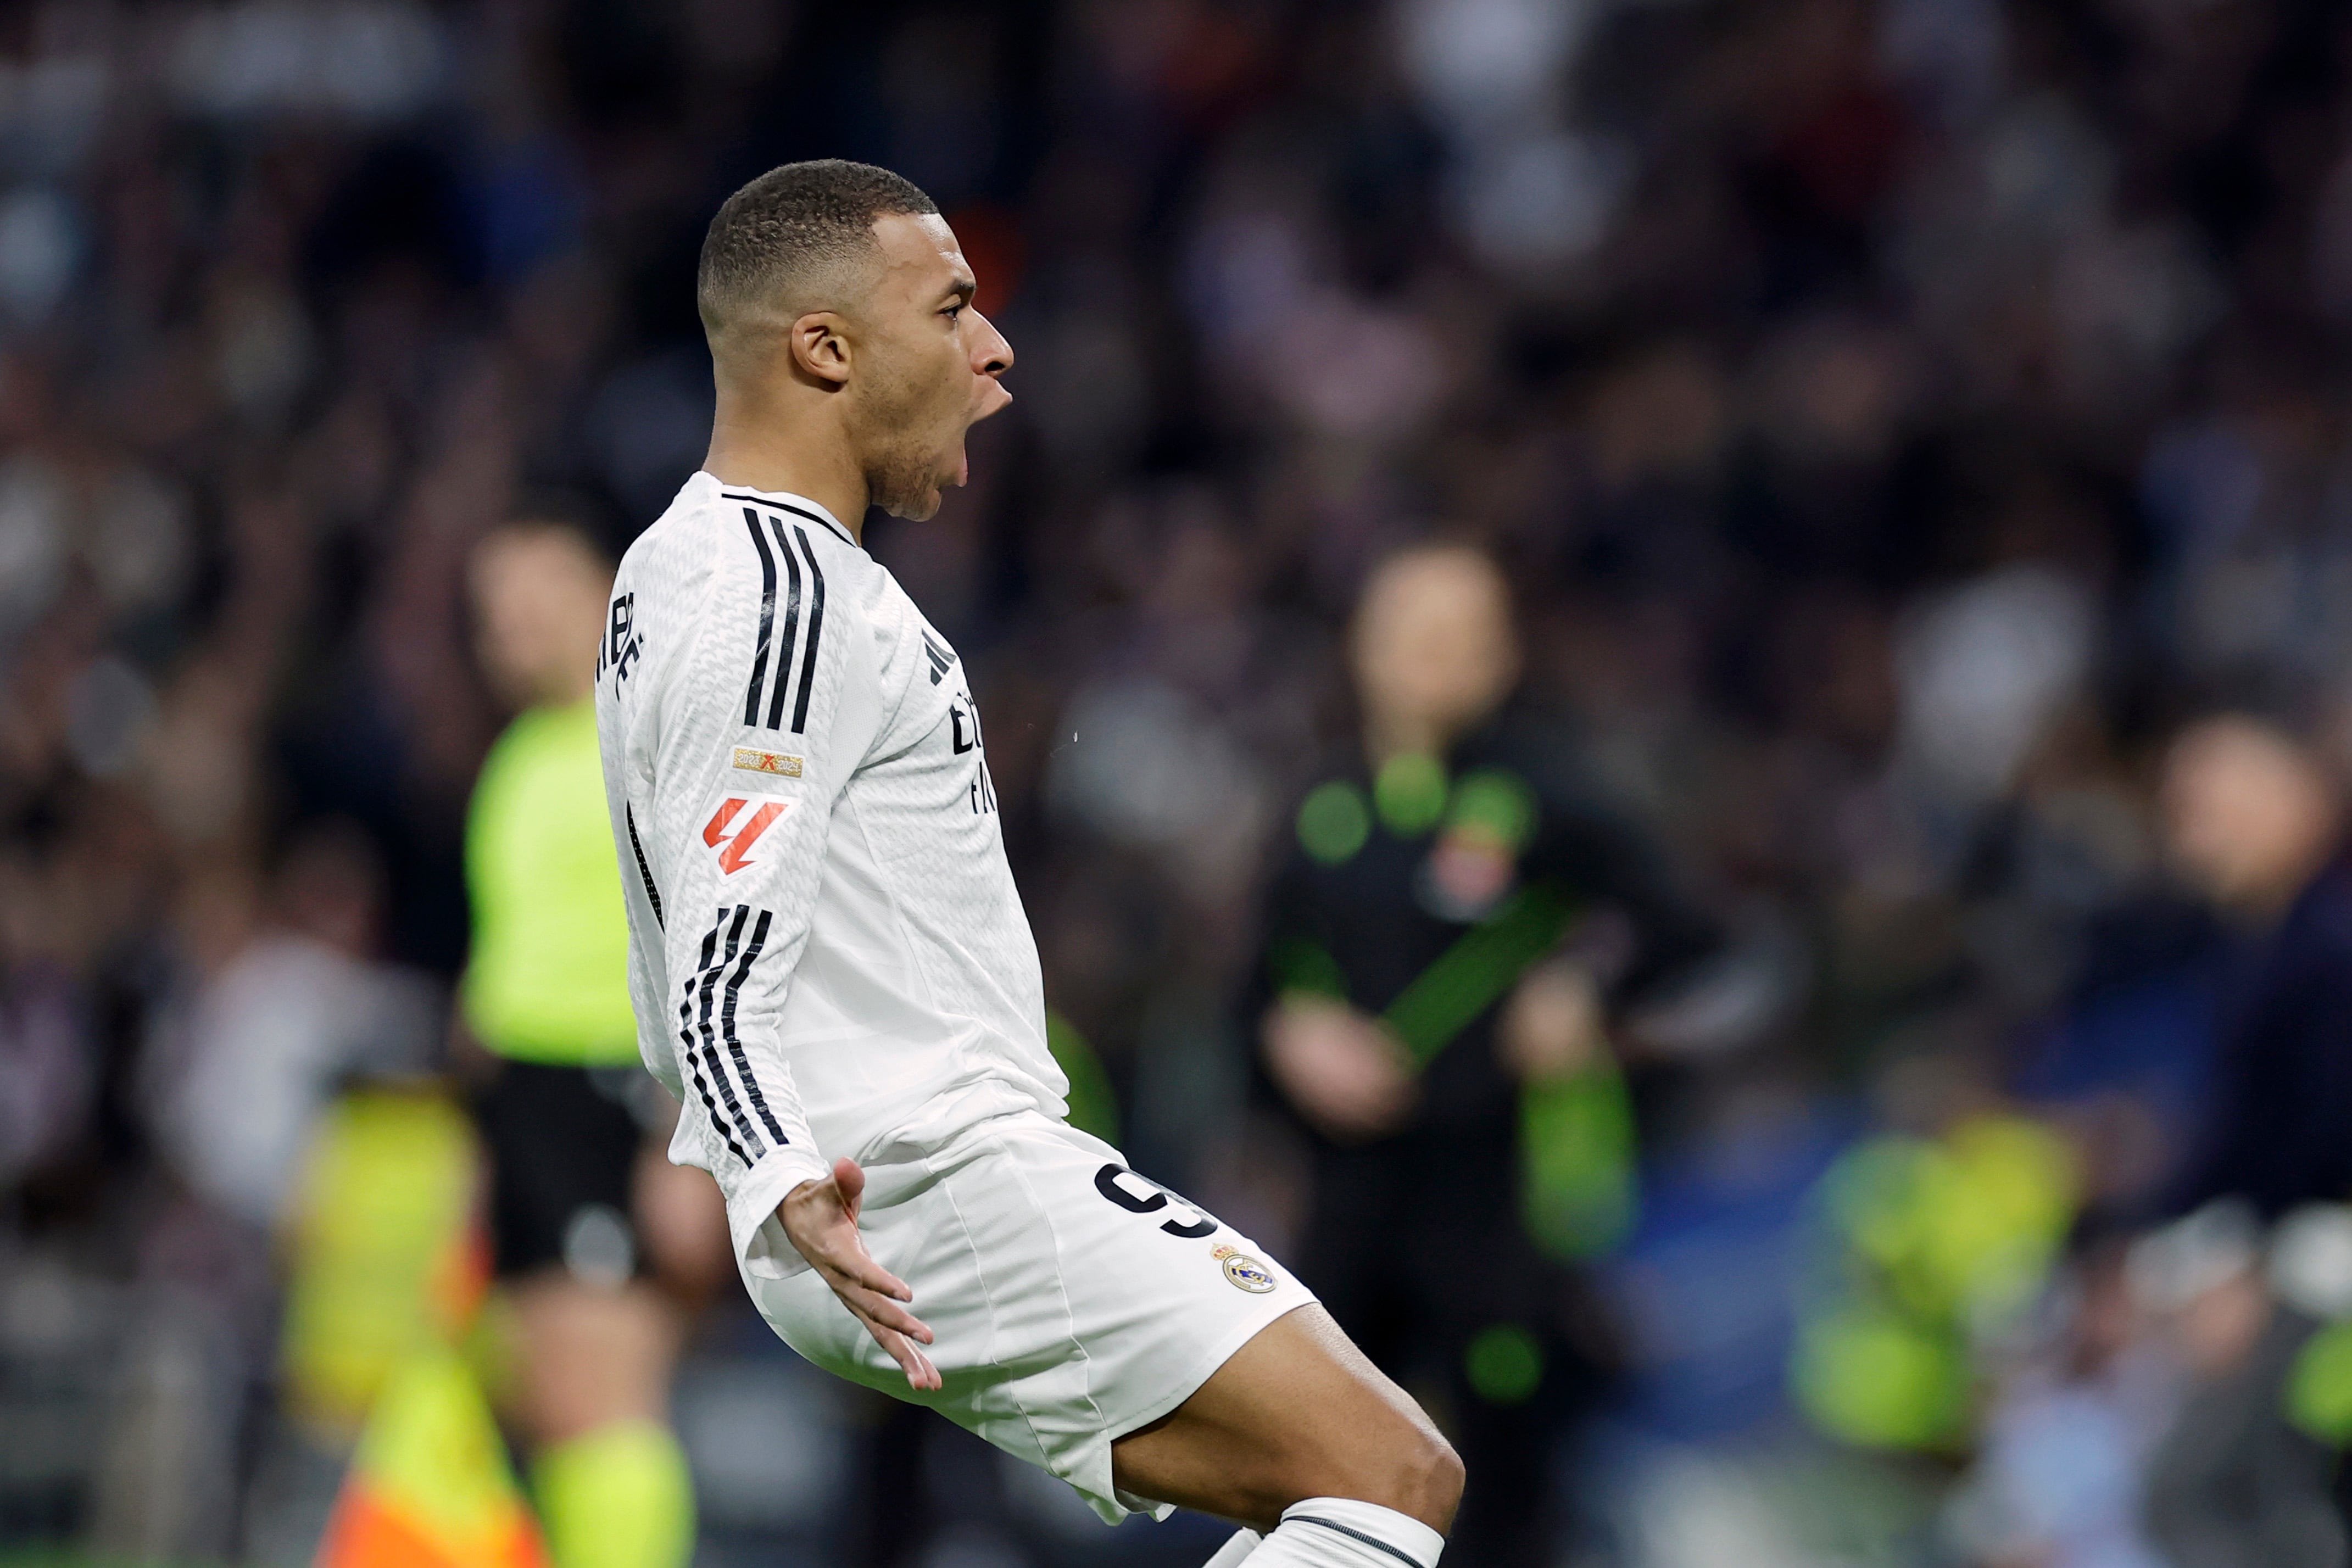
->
xmin=697 ymin=159 xmax=939 ymax=342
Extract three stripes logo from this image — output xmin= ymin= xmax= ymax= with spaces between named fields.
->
xmin=921 ymin=630 xmax=955 ymax=685
xmin=677 ymin=904 xmax=789 ymax=1167
xmin=738 ymin=507 xmax=828 ymax=734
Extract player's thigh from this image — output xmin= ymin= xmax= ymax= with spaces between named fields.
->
xmin=1110 ymin=1303 xmax=1463 ymax=1534
xmin=740 ymin=1116 xmax=1326 ymax=1524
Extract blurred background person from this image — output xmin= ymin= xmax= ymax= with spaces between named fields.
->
xmin=155 ymin=823 xmax=436 ymax=1241
xmin=2159 ymin=711 xmax=2352 ymax=1221
xmin=1944 ymin=1229 xmax=2173 ymax=1568
xmin=131 ymin=822 xmax=439 ymax=1561
xmin=1248 ymin=543 xmax=1767 ymax=1566
xmin=462 ymin=520 xmax=728 ymax=1568
xmin=2133 ymin=1203 xmax=2347 ymax=1568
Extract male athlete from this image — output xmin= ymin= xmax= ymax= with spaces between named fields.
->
xmin=594 ymin=159 xmax=1462 ymax=1567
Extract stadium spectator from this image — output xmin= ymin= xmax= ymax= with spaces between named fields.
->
xmin=2159 ymin=712 xmax=2352 ymax=1220
xmin=153 ymin=823 xmax=436 ymax=1231
xmin=2136 ymin=1203 xmax=2348 ymax=1568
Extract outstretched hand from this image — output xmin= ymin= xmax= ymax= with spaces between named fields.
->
xmin=779 ymin=1157 xmax=941 ymax=1391
xmin=1261 ymin=995 xmax=1418 ymax=1143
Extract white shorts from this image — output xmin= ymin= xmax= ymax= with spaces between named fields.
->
xmin=737 ymin=1109 xmax=1317 ymax=1522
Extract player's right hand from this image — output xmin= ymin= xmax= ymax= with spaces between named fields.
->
xmin=780 ymin=1158 xmax=942 ymax=1392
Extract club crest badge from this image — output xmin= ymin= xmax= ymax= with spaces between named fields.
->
xmin=1212 ymin=1244 xmax=1277 ymax=1294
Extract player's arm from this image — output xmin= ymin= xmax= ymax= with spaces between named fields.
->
xmin=1520 ymin=759 xmax=1781 ymax=1057
xmin=646 ymin=516 xmax=936 ymax=1387
xmin=1249 ymin=848 xmax=1419 ymax=1142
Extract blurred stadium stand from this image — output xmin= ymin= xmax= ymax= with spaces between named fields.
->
xmin=6 ymin=1 xmax=2352 ymax=1566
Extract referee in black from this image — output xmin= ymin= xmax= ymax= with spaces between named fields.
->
xmin=1249 ymin=544 xmax=1743 ymax=1566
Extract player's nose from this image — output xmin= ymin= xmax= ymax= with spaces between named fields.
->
xmin=969 ymin=309 xmax=1013 ymax=379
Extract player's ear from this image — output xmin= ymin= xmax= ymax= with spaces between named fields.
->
xmin=787 ymin=313 xmax=852 ymax=389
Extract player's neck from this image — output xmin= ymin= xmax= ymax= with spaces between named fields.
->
xmin=704 ymin=401 xmax=868 ymax=543
xmin=1362 ymin=712 xmax=1451 ymax=768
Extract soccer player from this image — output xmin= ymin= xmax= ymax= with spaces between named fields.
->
xmin=594 ymin=160 xmax=1462 ymax=1567
xmin=465 ymin=520 xmax=731 ymax=1568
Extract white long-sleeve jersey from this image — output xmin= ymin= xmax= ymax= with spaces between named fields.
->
xmin=595 ymin=472 xmax=1068 ymax=1278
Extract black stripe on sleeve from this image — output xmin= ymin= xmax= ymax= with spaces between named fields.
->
xmin=790 ymin=526 xmax=826 ymax=734
xmin=677 ymin=915 xmax=750 ymax=1165
xmin=765 ymin=516 xmax=802 ymax=731
xmin=696 ymin=906 xmax=766 ymax=1158
xmin=720 ymin=907 xmax=789 ymax=1145
xmin=626 ymin=804 xmax=664 ymax=929
xmin=740 ymin=510 xmax=779 ymax=726
xmin=1285 ymin=1519 xmax=1429 ymax=1568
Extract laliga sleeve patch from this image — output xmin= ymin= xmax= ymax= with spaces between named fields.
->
xmin=701 ymin=794 xmax=794 ymax=875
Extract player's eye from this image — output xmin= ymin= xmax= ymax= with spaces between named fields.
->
xmin=943 ymin=304 xmax=963 ymax=322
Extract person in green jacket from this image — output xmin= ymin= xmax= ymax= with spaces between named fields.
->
xmin=464 ymin=520 xmax=727 ymax=1568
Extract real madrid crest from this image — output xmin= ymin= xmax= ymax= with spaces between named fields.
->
xmin=1212 ymin=1243 xmax=1277 ymax=1294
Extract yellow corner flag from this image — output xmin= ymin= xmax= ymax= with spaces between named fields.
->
xmin=315 ymin=1347 xmax=549 ymax=1568
xmin=282 ymin=1090 xmax=491 ymax=1437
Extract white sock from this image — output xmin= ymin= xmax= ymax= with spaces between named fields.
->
xmin=1244 ymin=1498 xmax=1444 ymax=1567
xmin=1202 ymin=1526 xmax=1263 ymax=1565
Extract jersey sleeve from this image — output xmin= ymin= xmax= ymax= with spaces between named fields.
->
xmin=644 ymin=510 xmax=882 ymax=1277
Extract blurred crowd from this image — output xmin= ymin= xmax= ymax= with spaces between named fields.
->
xmin=8 ymin=0 xmax=2352 ymax=1565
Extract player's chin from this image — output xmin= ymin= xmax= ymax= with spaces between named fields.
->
xmin=882 ymin=483 xmax=947 ymax=522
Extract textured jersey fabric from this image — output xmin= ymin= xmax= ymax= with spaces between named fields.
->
xmin=463 ymin=699 xmax=640 ymax=1064
xmin=595 ymin=472 xmax=1068 ymax=1273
